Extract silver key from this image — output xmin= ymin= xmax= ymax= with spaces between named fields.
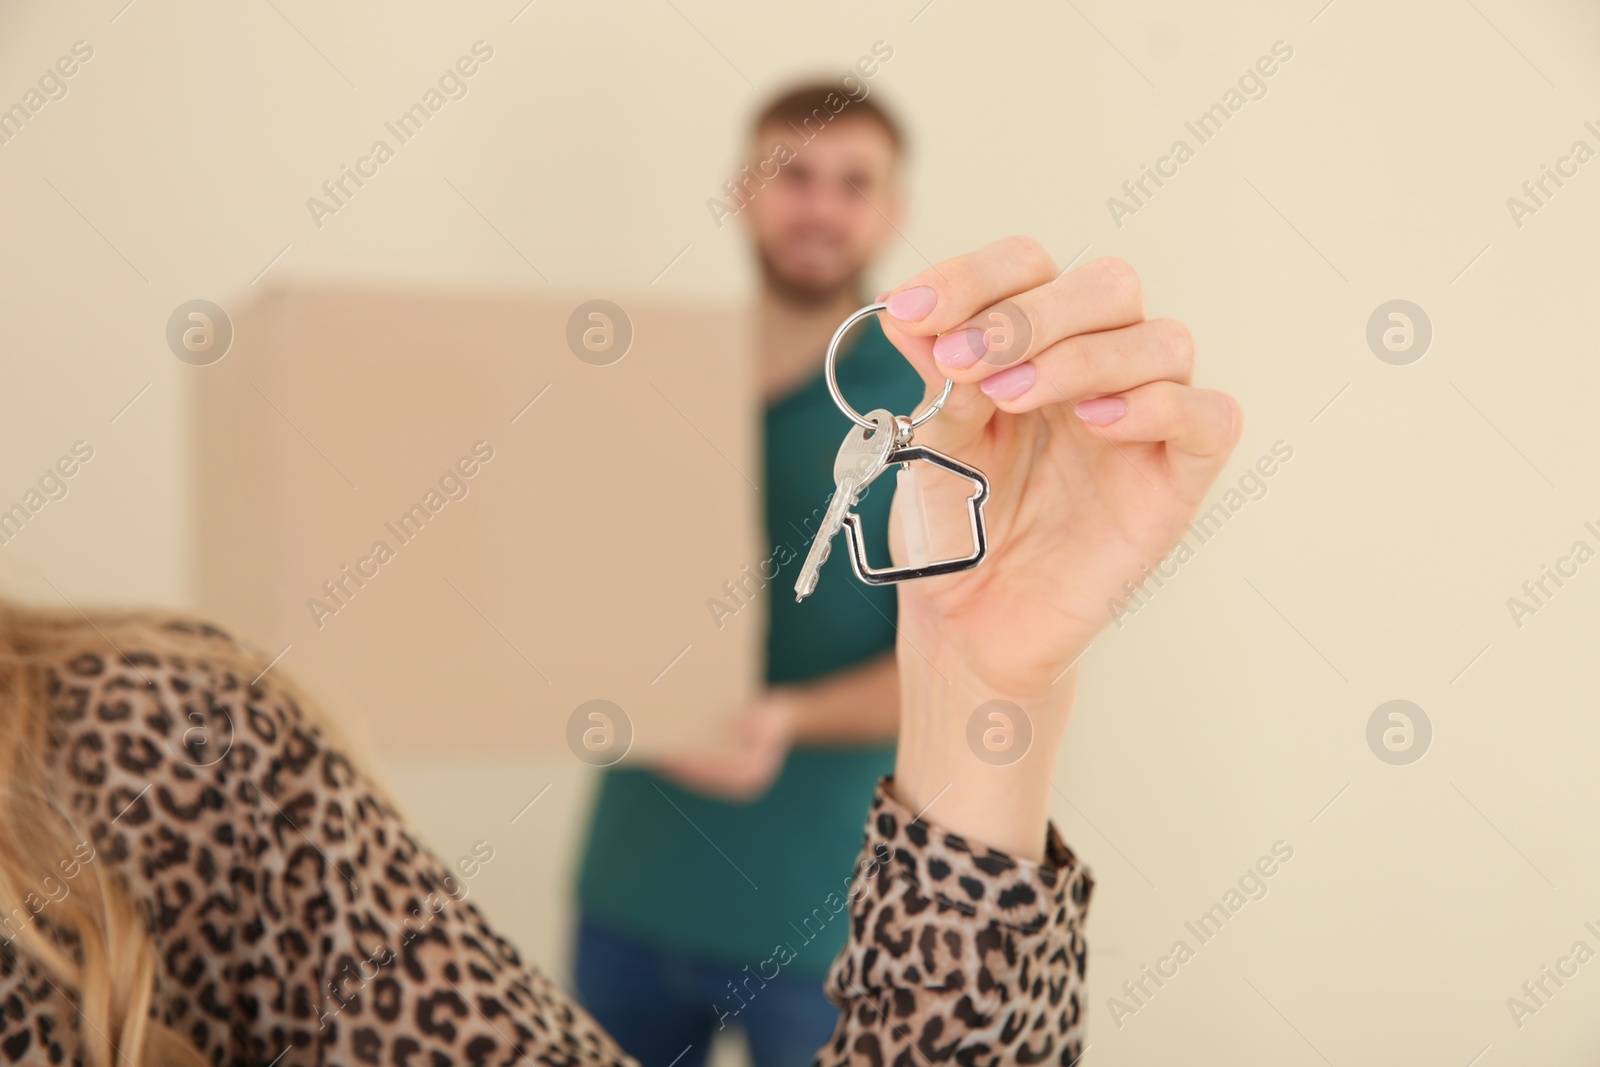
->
xmin=794 ymin=409 xmax=896 ymax=602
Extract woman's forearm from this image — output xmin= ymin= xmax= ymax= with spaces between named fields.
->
xmin=890 ymin=637 xmax=1076 ymax=863
xmin=820 ymin=653 xmax=1091 ymax=1067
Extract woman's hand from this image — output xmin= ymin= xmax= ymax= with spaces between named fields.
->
xmin=875 ymin=239 xmax=1242 ymax=857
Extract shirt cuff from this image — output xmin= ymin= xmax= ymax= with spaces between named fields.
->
xmin=854 ymin=776 xmax=1092 ymax=934
xmin=821 ymin=773 xmax=1095 ymax=1057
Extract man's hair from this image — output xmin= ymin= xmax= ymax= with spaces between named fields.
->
xmin=750 ymin=81 xmax=905 ymax=154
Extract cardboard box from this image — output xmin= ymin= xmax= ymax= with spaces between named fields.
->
xmin=194 ymin=285 xmax=762 ymax=761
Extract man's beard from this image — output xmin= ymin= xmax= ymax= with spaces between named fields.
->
xmin=757 ymin=244 xmax=866 ymax=308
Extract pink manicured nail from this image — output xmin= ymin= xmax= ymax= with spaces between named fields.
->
xmin=886 ymin=286 xmax=937 ymax=320
xmin=980 ymin=362 xmax=1036 ymax=401
xmin=1074 ymin=396 xmax=1128 ymax=425
xmin=933 ymin=328 xmax=986 ymax=368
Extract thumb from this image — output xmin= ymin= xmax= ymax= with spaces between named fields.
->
xmin=876 ymin=309 xmax=996 ymax=453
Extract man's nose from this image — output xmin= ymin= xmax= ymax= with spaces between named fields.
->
xmin=796 ymin=180 xmax=858 ymax=221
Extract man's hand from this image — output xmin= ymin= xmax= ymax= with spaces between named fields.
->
xmin=876 ymin=240 xmax=1242 ymax=857
xmin=651 ymin=691 xmax=797 ymax=802
xmin=650 ymin=655 xmax=898 ymax=802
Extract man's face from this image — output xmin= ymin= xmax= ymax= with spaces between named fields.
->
xmin=742 ymin=116 xmax=900 ymax=304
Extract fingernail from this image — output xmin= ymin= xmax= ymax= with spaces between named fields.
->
xmin=980 ymin=362 xmax=1036 ymax=401
xmin=1074 ymin=396 xmax=1128 ymax=425
xmin=886 ymin=286 xmax=937 ymax=320
xmin=933 ymin=328 xmax=986 ymax=368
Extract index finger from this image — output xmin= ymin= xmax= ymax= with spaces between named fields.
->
xmin=880 ymin=235 xmax=1059 ymax=336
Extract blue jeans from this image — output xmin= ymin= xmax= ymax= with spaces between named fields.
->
xmin=573 ymin=914 xmax=839 ymax=1067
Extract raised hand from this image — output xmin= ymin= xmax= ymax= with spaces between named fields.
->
xmin=875 ymin=239 xmax=1242 ymax=857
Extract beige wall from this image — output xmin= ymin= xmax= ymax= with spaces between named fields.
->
xmin=4 ymin=0 xmax=1600 ymax=1063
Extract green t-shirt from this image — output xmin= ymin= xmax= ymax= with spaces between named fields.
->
xmin=575 ymin=317 xmax=923 ymax=978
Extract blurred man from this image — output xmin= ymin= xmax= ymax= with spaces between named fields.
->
xmin=573 ymin=84 xmax=919 ymax=1067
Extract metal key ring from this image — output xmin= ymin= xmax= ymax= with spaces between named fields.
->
xmin=824 ymin=302 xmax=954 ymax=432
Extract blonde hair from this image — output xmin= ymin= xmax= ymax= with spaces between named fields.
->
xmin=0 ymin=597 xmax=292 ymax=1066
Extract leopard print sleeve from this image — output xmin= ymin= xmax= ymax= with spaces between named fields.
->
xmin=819 ymin=782 xmax=1093 ymax=1067
xmin=24 ymin=640 xmax=634 ymax=1067
xmin=9 ymin=634 xmax=1087 ymax=1067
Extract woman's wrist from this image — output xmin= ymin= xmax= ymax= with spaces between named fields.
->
xmin=891 ymin=635 xmax=1078 ymax=863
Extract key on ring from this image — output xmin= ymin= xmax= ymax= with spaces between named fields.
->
xmin=793 ymin=408 xmax=896 ymax=602
xmin=794 ymin=302 xmax=993 ymax=603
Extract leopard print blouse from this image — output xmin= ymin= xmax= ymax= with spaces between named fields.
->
xmin=0 ymin=626 xmax=1092 ymax=1065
